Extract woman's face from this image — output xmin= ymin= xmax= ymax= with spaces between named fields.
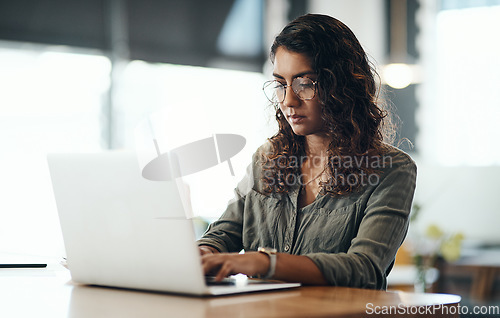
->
xmin=273 ymin=47 xmax=324 ymax=137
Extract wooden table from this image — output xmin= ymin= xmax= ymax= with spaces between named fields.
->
xmin=1 ymin=263 xmax=462 ymax=317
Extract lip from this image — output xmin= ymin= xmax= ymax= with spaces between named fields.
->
xmin=288 ymin=114 xmax=306 ymax=124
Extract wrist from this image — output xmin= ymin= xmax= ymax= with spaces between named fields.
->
xmin=257 ymin=247 xmax=277 ymax=279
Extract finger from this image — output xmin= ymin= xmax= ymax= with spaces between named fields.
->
xmin=202 ymin=255 xmax=223 ymax=276
xmin=216 ymin=261 xmax=234 ymax=281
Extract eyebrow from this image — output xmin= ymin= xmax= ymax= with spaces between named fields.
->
xmin=272 ymin=71 xmax=316 ymax=80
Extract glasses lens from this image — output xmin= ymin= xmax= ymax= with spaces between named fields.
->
xmin=263 ymin=80 xmax=285 ymax=103
xmin=292 ymin=77 xmax=316 ymax=100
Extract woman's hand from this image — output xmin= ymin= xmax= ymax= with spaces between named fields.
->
xmin=200 ymin=249 xmax=327 ymax=285
xmin=201 ymin=252 xmax=270 ymax=281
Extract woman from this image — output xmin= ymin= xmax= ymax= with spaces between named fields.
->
xmin=198 ymin=14 xmax=417 ymax=289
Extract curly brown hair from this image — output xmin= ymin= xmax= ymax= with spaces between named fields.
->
xmin=262 ymin=14 xmax=395 ymax=195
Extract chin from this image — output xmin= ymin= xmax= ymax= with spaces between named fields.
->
xmin=291 ymin=125 xmax=325 ymax=137
xmin=291 ymin=127 xmax=311 ymax=136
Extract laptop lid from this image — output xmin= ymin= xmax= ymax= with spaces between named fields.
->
xmin=48 ymin=151 xmax=300 ymax=296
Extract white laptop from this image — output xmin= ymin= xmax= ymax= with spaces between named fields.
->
xmin=47 ymin=151 xmax=300 ymax=296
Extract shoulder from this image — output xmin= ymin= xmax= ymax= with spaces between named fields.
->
xmin=378 ymin=143 xmax=417 ymax=173
xmin=250 ymin=140 xmax=276 ymax=173
xmin=252 ymin=140 xmax=273 ymax=161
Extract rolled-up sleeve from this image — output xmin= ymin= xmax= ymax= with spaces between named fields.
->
xmin=197 ymin=196 xmax=245 ymax=253
xmin=305 ymin=161 xmax=417 ymax=289
xmin=197 ymin=158 xmax=258 ymax=253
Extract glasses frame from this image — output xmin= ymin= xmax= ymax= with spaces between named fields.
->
xmin=263 ymin=77 xmax=318 ymax=103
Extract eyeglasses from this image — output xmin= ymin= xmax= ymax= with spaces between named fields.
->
xmin=263 ymin=77 xmax=318 ymax=103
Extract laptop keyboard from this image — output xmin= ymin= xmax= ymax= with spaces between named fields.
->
xmin=205 ymin=276 xmax=237 ymax=286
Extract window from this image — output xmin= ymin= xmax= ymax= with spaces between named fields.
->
xmin=0 ymin=45 xmax=110 ymax=256
xmin=413 ymin=0 xmax=500 ymax=242
xmin=418 ymin=2 xmax=500 ymax=165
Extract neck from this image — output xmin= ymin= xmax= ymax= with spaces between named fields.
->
xmin=304 ymin=134 xmax=329 ymax=158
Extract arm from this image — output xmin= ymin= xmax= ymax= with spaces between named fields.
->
xmin=306 ymin=161 xmax=417 ymax=289
xmin=196 ymin=197 xmax=245 ymax=253
xmin=202 ymin=251 xmax=327 ymax=285
xmin=197 ymin=158 xmax=257 ymax=253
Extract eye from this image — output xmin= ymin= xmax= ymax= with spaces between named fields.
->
xmin=299 ymin=83 xmax=314 ymax=89
xmin=293 ymin=78 xmax=314 ymax=91
xmin=274 ymin=81 xmax=286 ymax=89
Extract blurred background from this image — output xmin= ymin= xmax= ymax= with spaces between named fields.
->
xmin=1 ymin=0 xmax=499 ymax=309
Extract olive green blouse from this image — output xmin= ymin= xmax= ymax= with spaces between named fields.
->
xmin=197 ymin=143 xmax=417 ymax=289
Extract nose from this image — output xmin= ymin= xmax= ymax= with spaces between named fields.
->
xmin=282 ymin=85 xmax=301 ymax=108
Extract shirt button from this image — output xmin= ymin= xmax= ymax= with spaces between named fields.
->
xmin=284 ymin=245 xmax=290 ymax=251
